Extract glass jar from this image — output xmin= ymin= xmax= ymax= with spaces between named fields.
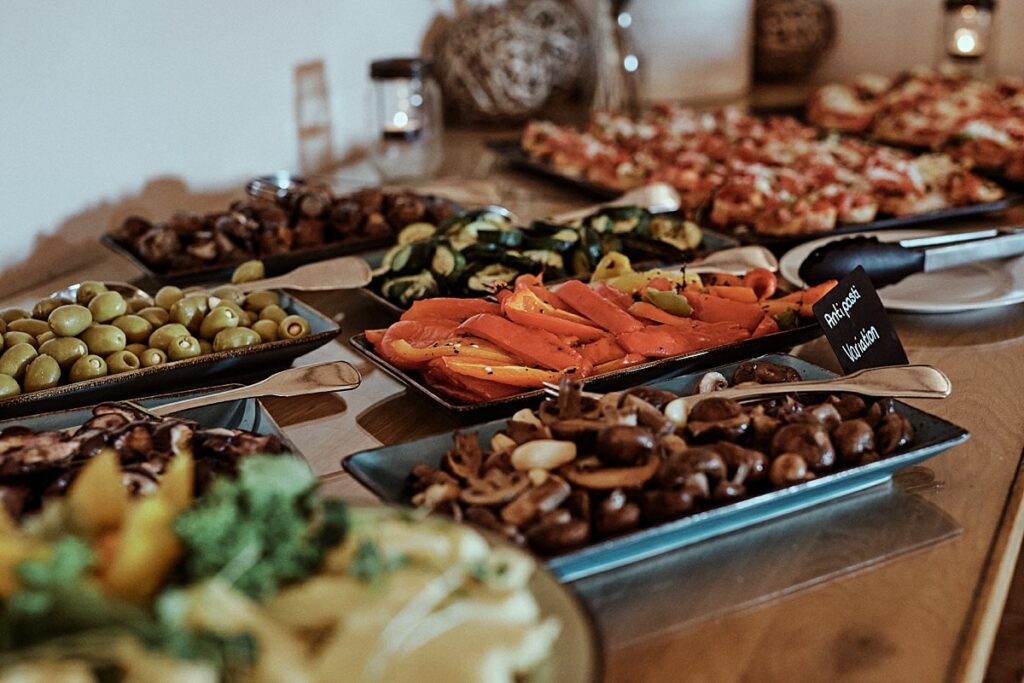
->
xmin=369 ymin=58 xmax=443 ymax=181
xmin=941 ymin=0 xmax=995 ymax=77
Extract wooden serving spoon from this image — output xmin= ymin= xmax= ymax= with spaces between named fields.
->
xmin=548 ymin=182 xmax=681 ymax=223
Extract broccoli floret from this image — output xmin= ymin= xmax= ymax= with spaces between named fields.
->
xmin=174 ymin=455 xmax=349 ymax=600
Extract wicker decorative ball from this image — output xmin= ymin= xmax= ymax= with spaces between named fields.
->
xmin=434 ymin=1 xmax=586 ymax=121
xmin=754 ymin=0 xmax=836 ymax=81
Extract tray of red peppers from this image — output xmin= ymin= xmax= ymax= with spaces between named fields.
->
xmin=352 ymin=253 xmax=836 ymax=412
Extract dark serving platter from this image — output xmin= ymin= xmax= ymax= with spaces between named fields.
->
xmin=344 ymin=354 xmax=970 ymax=581
xmin=101 ymin=233 xmax=394 ymax=288
xmin=0 ymin=292 xmax=339 ymax=420
xmin=489 ymin=138 xmax=1022 ymax=252
xmin=351 ymin=319 xmax=823 ymax=416
xmin=0 ymin=384 xmax=298 ymax=455
xmin=358 ymin=228 xmax=741 ymax=316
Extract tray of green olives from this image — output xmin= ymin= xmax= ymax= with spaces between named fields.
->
xmin=0 ymin=278 xmax=339 ymax=419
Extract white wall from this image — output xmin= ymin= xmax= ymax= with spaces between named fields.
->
xmin=0 ymin=0 xmax=449 ymax=294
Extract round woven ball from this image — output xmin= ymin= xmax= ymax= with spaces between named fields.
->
xmin=434 ymin=1 xmax=584 ymax=121
xmin=754 ymin=0 xmax=836 ymax=81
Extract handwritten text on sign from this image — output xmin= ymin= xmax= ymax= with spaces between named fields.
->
xmin=812 ymin=266 xmax=908 ymax=374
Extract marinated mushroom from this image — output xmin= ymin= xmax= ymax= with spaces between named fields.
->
xmin=769 ymin=453 xmax=815 ymax=487
xmin=500 ymin=475 xmax=571 ymax=527
xmin=686 ymin=397 xmax=750 ymax=441
xmin=561 ymin=454 xmax=661 ymax=490
xmin=460 ymin=469 xmax=530 ymax=506
xmin=875 ymin=412 xmax=914 ymax=456
xmin=771 ymin=423 xmax=836 ymax=472
xmin=594 ymin=425 xmax=654 ymax=466
xmin=594 ymin=489 xmax=641 ymax=537
xmin=526 ymin=510 xmax=590 ymax=553
xmin=732 ymin=360 xmax=801 ymax=384
xmin=621 ymin=386 xmax=677 ymax=411
xmin=697 ymin=371 xmax=729 ymax=394
xmin=832 ymin=419 xmax=876 ymax=463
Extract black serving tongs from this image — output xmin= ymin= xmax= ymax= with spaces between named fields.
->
xmin=798 ymin=228 xmax=1024 ymax=287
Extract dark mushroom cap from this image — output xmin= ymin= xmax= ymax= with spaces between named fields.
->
xmin=771 ymin=423 xmax=835 ymax=472
xmin=686 ymin=397 xmax=750 ymax=441
xmin=733 ymin=360 xmax=801 ymax=385
xmin=595 ymin=425 xmax=655 ymax=466
xmin=827 ymin=394 xmax=867 ymax=421
xmin=641 ymin=488 xmax=697 ymax=523
xmin=655 ymin=447 xmax=727 ymax=489
xmin=833 ymin=419 xmax=876 ymax=463
xmin=621 ymin=386 xmax=678 ymax=411
xmin=875 ymin=413 xmax=914 ymax=456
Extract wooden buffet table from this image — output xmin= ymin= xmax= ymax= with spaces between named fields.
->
xmin=7 ymin=130 xmax=1024 ymax=682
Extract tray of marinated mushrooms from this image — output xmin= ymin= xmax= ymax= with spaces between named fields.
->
xmin=344 ymin=354 xmax=968 ymax=581
xmin=104 ymin=177 xmax=462 ymax=285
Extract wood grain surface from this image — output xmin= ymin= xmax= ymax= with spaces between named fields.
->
xmin=7 ymin=131 xmax=1024 ymax=682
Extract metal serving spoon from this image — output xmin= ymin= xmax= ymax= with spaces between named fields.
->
xmin=143 ymin=360 xmax=362 ymax=417
xmin=548 ymin=182 xmax=681 ymax=223
xmin=544 ymin=364 xmax=951 ymax=411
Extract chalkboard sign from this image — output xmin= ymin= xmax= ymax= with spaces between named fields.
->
xmin=812 ymin=266 xmax=909 ymax=374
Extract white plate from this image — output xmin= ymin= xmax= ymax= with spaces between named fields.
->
xmin=780 ymin=229 xmax=1024 ymax=314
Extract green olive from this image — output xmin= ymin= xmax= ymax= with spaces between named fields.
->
xmin=243 ymin=290 xmax=280 ymax=312
xmin=126 ymin=293 xmax=152 ymax=314
xmin=8 ymin=318 xmax=51 ymax=337
xmin=259 ymin=305 xmax=288 ymax=324
xmin=148 ymin=323 xmax=191 ymax=351
xmin=0 ymin=343 xmax=38 ymax=380
xmin=126 ymin=343 xmax=148 ymax=357
xmin=88 ymin=291 xmax=128 ymax=323
xmin=181 ymin=286 xmax=208 ymax=296
xmin=35 ymin=331 xmax=56 ymax=345
xmin=211 ymin=285 xmax=245 ymax=307
xmin=231 ymin=260 xmax=265 ymax=284
xmin=0 ymin=308 xmax=31 ymax=324
xmin=198 ymin=339 xmax=213 ymax=355
xmin=154 ymin=286 xmax=184 ymax=310
xmin=139 ymin=348 xmax=167 ymax=367
xmin=278 ymin=315 xmax=311 ymax=340
xmin=169 ymin=295 xmax=208 ymax=332
xmin=251 ymin=319 xmax=280 ymax=343
xmin=32 ymin=297 xmax=72 ymax=321
xmin=112 ymin=314 xmax=153 ymax=344
xmin=212 ymin=299 xmax=245 ymax=318
xmin=23 ymin=355 xmax=61 ymax=393
xmin=137 ymin=306 xmax=170 ymax=328
xmin=39 ymin=337 xmax=88 ymax=370
xmin=199 ymin=307 xmax=240 ymax=339
xmin=48 ymin=305 xmax=93 ymax=337
xmin=0 ymin=374 xmax=20 ymax=399
xmin=81 ymin=324 xmax=126 ymax=355
xmin=69 ymin=354 xmax=107 ymax=382
xmin=75 ymin=281 xmax=108 ymax=305
xmin=167 ymin=335 xmax=202 ymax=361
xmin=105 ymin=350 xmax=141 ymax=375
xmin=213 ymin=327 xmax=261 ymax=352
xmin=4 ymin=331 xmax=36 ymax=348
xmin=238 ymin=311 xmax=254 ymax=328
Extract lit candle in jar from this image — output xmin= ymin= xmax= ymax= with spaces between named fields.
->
xmin=382 ymin=111 xmax=422 ymax=141
xmin=943 ymin=1 xmax=992 ymax=62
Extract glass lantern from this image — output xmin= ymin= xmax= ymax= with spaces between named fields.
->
xmin=941 ymin=0 xmax=995 ymax=77
xmin=368 ymin=58 xmax=443 ymax=182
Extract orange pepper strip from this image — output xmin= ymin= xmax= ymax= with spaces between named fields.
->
xmin=742 ymin=268 xmax=777 ymax=301
xmin=616 ymin=322 xmax=749 ymax=358
xmin=775 ymin=280 xmax=838 ymax=306
xmin=515 ymin=273 xmax=576 ymax=312
xmin=377 ymin=319 xmax=461 ymax=369
xmin=401 ymin=298 xmax=502 ymax=322
xmin=707 ymin=285 xmax=758 ymax=304
xmin=389 ymin=338 xmax=516 ymax=365
xmin=580 ymin=336 xmax=626 ymax=366
xmin=365 ymin=329 xmax=386 ymax=346
xmin=558 ymin=280 xmax=645 ymax=334
xmin=627 ymin=301 xmax=693 ymax=327
xmin=645 ymin=276 xmax=674 ymax=291
xmin=752 ymin=314 xmax=780 ymax=338
xmin=761 ymin=300 xmax=807 ymax=318
xmin=682 ymin=292 xmax=765 ymax=332
xmin=424 ymin=360 xmax=521 ymax=402
xmin=440 ymin=357 xmax=565 ymax=388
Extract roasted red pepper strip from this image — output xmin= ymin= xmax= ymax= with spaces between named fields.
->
xmin=457 ymin=313 xmax=590 ymax=373
xmin=440 ymin=357 xmax=564 ymax=388
xmin=645 ymin=276 xmax=674 ymax=292
xmin=682 ymin=292 xmax=765 ymax=332
xmin=616 ymin=321 xmax=749 ymax=357
xmin=580 ymin=336 xmax=626 ymax=366
xmin=515 ymin=273 xmax=575 ymax=312
xmin=707 ymin=285 xmax=758 ymax=304
xmin=502 ymin=286 xmax=600 ymax=327
xmin=628 ymin=301 xmax=692 ymax=327
xmin=592 ymin=282 xmax=635 ymax=311
xmin=377 ymin=319 xmax=461 ymax=369
xmin=751 ymin=314 xmax=780 ymax=338
xmin=400 ymin=298 xmax=501 ymax=322
xmin=775 ymin=280 xmax=838 ymax=307
xmin=388 ymin=338 xmax=516 ymax=366
xmin=364 ymin=328 xmax=386 ymax=346
xmin=425 ymin=360 xmax=521 ymax=402
xmin=743 ymin=268 xmax=777 ymax=301
xmin=593 ymin=353 xmax=646 ymax=374
xmin=558 ymin=280 xmax=645 ymax=334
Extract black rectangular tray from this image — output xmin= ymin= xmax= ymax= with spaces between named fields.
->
xmin=350 ymin=319 xmax=822 ymax=416
xmin=358 ymin=227 xmax=741 ymax=316
xmin=0 ymin=292 xmax=339 ymax=420
xmin=343 ymin=354 xmax=970 ymax=581
xmin=102 ymin=233 xmax=393 ymax=288
xmin=489 ymin=138 xmax=1022 ymax=251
